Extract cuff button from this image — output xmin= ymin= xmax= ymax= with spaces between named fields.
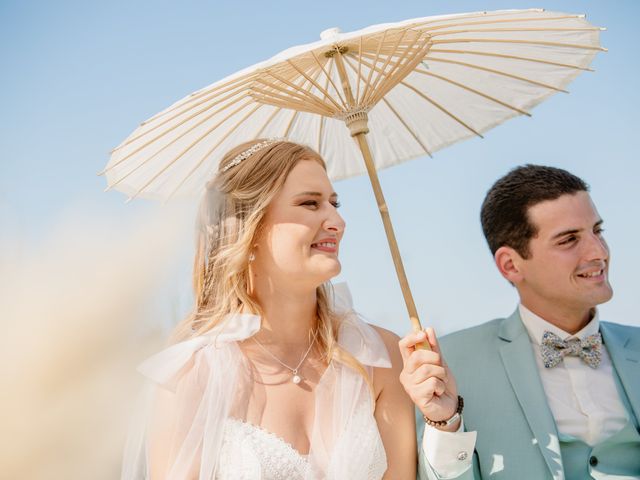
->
xmin=457 ymin=451 xmax=468 ymax=461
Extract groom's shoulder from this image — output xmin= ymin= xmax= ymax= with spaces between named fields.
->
xmin=441 ymin=317 xmax=504 ymax=348
xmin=601 ymin=320 xmax=640 ymax=346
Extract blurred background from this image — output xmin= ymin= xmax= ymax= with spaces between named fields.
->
xmin=1 ymin=1 xmax=638 ymax=478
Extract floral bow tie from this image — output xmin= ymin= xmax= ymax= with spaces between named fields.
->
xmin=541 ymin=331 xmax=602 ymax=369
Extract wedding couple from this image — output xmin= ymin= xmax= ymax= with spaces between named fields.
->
xmin=122 ymin=139 xmax=639 ymax=479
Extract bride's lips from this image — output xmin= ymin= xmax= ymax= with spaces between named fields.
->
xmin=311 ymin=238 xmax=338 ymax=253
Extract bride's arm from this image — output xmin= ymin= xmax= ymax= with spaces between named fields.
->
xmin=372 ymin=326 xmax=418 ymax=479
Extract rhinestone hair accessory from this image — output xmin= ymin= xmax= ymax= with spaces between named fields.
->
xmin=221 ymin=138 xmax=283 ymax=173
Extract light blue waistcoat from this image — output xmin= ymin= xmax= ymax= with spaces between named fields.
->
xmin=559 ymin=368 xmax=640 ymax=479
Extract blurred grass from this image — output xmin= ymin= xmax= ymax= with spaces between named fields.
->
xmin=0 ymin=206 xmax=190 ymax=480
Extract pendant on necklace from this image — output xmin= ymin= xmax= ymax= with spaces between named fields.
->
xmin=292 ymin=369 xmax=302 ymax=384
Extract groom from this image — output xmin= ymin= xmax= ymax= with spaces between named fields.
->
xmin=400 ymin=165 xmax=640 ymax=479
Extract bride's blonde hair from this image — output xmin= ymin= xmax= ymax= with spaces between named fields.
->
xmin=171 ymin=140 xmax=370 ymax=383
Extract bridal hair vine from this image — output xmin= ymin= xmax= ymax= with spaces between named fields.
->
xmin=221 ymin=138 xmax=283 ymax=173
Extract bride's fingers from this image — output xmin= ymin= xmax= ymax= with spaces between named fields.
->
xmin=411 ymin=364 xmax=448 ymax=385
xmin=398 ymin=330 xmax=427 ymax=364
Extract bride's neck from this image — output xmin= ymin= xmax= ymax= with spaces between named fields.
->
xmin=253 ymin=287 xmax=318 ymax=345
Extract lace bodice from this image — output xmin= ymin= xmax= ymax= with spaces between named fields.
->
xmin=216 ymin=418 xmax=310 ymax=479
xmin=215 ymin=405 xmax=387 ymax=480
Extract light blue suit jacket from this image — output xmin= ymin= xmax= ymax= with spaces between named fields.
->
xmin=417 ymin=311 xmax=640 ymax=480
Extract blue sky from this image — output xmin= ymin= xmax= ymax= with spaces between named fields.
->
xmin=2 ymin=0 xmax=639 ymax=335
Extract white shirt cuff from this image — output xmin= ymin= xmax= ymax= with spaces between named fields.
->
xmin=422 ymin=418 xmax=477 ymax=478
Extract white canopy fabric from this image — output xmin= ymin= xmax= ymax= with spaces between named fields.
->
xmin=103 ymin=8 xmax=603 ymax=201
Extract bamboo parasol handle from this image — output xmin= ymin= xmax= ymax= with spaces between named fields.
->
xmin=332 ymin=47 xmax=429 ymax=349
xmin=353 ymin=133 xmax=427 ymax=341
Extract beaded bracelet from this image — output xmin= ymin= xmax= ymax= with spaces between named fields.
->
xmin=423 ymin=395 xmax=464 ymax=428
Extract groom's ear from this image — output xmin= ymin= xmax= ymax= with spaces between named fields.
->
xmin=494 ymin=246 xmax=524 ymax=285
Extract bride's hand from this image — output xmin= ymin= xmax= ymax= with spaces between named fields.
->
xmin=398 ymin=329 xmax=460 ymax=432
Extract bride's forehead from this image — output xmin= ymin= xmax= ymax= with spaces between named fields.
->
xmin=283 ymin=161 xmax=332 ymax=190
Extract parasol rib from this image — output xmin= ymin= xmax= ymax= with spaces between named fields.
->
xmin=254 ymin=107 xmax=283 ymax=138
xmin=112 ymin=81 xmax=251 ymax=154
xmin=400 ymin=81 xmax=484 ymax=139
xmin=432 ymin=37 xmax=607 ymax=51
xmin=309 ymin=51 xmax=348 ymax=109
xmin=411 ymin=11 xmax=579 ymax=30
xmin=415 ymin=68 xmax=531 ymax=116
xmin=361 ymin=30 xmax=388 ymax=105
xmin=250 ymin=87 xmax=334 ymax=116
xmin=365 ymin=29 xmax=411 ymax=103
xmin=369 ymin=35 xmax=433 ymax=105
xmin=429 ymin=48 xmax=594 ymax=71
xmin=282 ymin=110 xmax=300 ymax=137
xmin=143 ymin=73 xmax=255 ymax=126
xmin=382 ymin=98 xmax=433 ymax=156
xmin=428 ymin=26 xmax=603 ymax=37
xmin=257 ymin=74 xmax=335 ymax=113
xmin=425 ymin=57 xmax=569 ymax=92
xmin=253 ymin=64 xmax=328 ymax=140
xmin=356 ymin=35 xmax=364 ymax=104
xmin=117 ymin=99 xmax=255 ymax=195
xmin=285 ymin=59 xmax=347 ymax=111
xmin=164 ymin=103 xmax=265 ymax=200
xmin=105 ymin=93 xmax=251 ymax=176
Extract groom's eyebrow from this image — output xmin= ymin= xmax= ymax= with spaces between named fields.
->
xmin=551 ymin=219 xmax=603 ymax=240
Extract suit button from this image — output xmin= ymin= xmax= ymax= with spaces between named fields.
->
xmin=589 ymin=456 xmax=598 ymax=467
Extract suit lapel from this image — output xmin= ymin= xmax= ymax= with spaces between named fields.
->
xmin=498 ymin=310 xmax=565 ymax=480
xmin=601 ymin=322 xmax=640 ymax=423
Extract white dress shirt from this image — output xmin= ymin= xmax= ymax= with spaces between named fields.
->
xmin=422 ymin=305 xmax=629 ymax=477
xmin=519 ymin=304 xmax=628 ymax=445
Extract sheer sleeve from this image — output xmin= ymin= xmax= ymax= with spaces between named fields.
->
xmin=121 ymin=314 xmax=260 ymax=480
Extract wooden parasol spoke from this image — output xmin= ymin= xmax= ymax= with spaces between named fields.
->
xmin=424 ymin=57 xmax=570 ymax=92
xmin=309 ymin=50 xmax=348 ymax=109
xmin=429 ymin=26 xmax=603 ymax=37
xmin=256 ymin=74 xmax=335 ymax=114
xmin=114 ymin=99 xmax=255 ymax=195
xmin=252 ymin=63 xmax=328 ymax=140
xmin=344 ymin=52 xmax=484 ymax=139
xmin=415 ymin=68 xmax=532 ymax=116
xmin=399 ymin=81 xmax=484 ymax=138
xmin=361 ymin=30 xmax=388 ymax=105
xmin=411 ymin=11 xmax=579 ymax=30
xmin=432 ymin=37 xmax=607 ymax=51
xmin=428 ymin=48 xmax=595 ymax=71
xmin=142 ymin=72 xmax=256 ymax=126
xmin=368 ymin=34 xmax=433 ymax=106
xmin=112 ymin=80 xmax=251 ymax=154
xmin=382 ymin=97 xmax=433 ymax=156
xmin=365 ymin=29 xmax=411 ymax=101
xmin=131 ymin=102 xmax=262 ymax=201
xmin=284 ymin=59 xmax=347 ymax=111
xmin=166 ymin=104 xmax=265 ymax=200
xmin=104 ymin=93 xmax=251 ymax=176
xmin=250 ymin=86 xmax=335 ymax=116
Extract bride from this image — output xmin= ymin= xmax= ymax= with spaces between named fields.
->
xmin=122 ymin=139 xmax=417 ymax=479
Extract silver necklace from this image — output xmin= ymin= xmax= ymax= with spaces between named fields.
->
xmin=252 ymin=329 xmax=318 ymax=384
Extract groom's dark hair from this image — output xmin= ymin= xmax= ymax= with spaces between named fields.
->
xmin=481 ymin=165 xmax=589 ymax=259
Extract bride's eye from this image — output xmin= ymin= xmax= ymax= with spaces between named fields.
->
xmin=300 ymin=200 xmax=319 ymax=208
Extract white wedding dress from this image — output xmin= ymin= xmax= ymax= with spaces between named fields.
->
xmin=121 ymin=284 xmax=391 ymax=480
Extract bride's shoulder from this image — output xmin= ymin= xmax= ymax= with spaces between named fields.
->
xmin=368 ymin=325 xmax=402 ymax=368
